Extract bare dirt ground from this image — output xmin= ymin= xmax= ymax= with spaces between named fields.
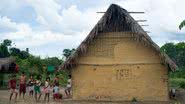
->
xmin=0 ymin=89 xmax=185 ymax=104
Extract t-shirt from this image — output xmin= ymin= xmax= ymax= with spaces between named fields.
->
xmin=35 ymin=80 xmax=41 ymax=86
xmin=53 ymin=86 xmax=59 ymax=94
xmin=67 ymin=79 xmax=71 ymax=88
xmin=28 ymin=79 xmax=34 ymax=86
xmin=9 ymin=79 xmax=16 ymax=89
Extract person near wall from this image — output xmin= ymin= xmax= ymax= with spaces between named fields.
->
xmin=65 ymin=75 xmax=71 ymax=98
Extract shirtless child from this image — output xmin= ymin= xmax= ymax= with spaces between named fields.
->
xmin=19 ymin=72 xmax=26 ymax=99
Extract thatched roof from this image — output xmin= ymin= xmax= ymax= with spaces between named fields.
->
xmin=0 ymin=57 xmax=16 ymax=73
xmin=61 ymin=4 xmax=177 ymax=71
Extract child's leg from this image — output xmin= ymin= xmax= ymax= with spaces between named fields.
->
xmin=35 ymin=92 xmax=37 ymax=101
xmin=38 ymin=93 xmax=42 ymax=101
xmin=44 ymin=94 xmax=47 ymax=101
xmin=15 ymin=92 xmax=18 ymax=100
xmin=47 ymin=93 xmax=50 ymax=102
xmin=31 ymin=90 xmax=33 ymax=97
xmin=9 ymin=92 xmax=13 ymax=101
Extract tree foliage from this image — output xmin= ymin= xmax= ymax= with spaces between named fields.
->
xmin=161 ymin=42 xmax=185 ymax=69
xmin=63 ymin=48 xmax=75 ymax=59
xmin=179 ymin=20 xmax=185 ymax=30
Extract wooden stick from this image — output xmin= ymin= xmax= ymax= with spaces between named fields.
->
xmin=97 ymin=12 xmax=145 ymax=14
xmin=136 ymin=20 xmax=147 ymax=22
xmin=141 ymin=25 xmax=149 ymax=26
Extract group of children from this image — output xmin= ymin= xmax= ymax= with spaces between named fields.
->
xmin=9 ymin=72 xmax=72 ymax=102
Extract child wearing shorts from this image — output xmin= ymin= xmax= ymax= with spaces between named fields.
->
xmin=9 ymin=74 xmax=18 ymax=101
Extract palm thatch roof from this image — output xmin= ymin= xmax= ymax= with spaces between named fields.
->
xmin=0 ymin=57 xmax=16 ymax=73
xmin=61 ymin=4 xmax=177 ymax=71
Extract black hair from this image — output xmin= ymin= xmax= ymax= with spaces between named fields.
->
xmin=22 ymin=71 xmax=25 ymax=74
xmin=37 ymin=75 xmax=42 ymax=80
xmin=68 ymin=75 xmax=71 ymax=78
xmin=46 ymin=77 xmax=50 ymax=81
xmin=55 ymin=82 xmax=59 ymax=86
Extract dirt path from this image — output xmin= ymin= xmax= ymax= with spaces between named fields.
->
xmin=0 ymin=90 xmax=184 ymax=104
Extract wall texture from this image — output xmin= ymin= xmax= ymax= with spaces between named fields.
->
xmin=72 ymin=32 xmax=169 ymax=101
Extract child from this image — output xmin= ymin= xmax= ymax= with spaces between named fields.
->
xmin=34 ymin=75 xmax=42 ymax=102
xmin=19 ymin=71 xmax=26 ymax=99
xmin=65 ymin=75 xmax=71 ymax=98
xmin=43 ymin=77 xmax=50 ymax=102
xmin=9 ymin=74 xmax=18 ymax=101
xmin=53 ymin=83 xmax=60 ymax=101
xmin=28 ymin=75 xmax=34 ymax=97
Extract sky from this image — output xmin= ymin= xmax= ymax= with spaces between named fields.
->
xmin=0 ymin=0 xmax=185 ymax=58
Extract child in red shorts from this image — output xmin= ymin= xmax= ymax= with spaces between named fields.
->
xmin=9 ymin=74 xmax=18 ymax=101
xmin=53 ymin=83 xmax=61 ymax=101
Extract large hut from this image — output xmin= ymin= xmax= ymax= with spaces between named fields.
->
xmin=61 ymin=4 xmax=177 ymax=101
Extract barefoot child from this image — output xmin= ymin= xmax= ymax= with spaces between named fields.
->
xmin=34 ymin=75 xmax=42 ymax=102
xmin=19 ymin=72 xmax=26 ymax=99
xmin=28 ymin=75 xmax=34 ymax=97
xmin=53 ymin=83 xmax=60 ymax=101
xmin=44 ymin=77 xmax=50 ymax=102
xmin=9 ymin=74 xmax=18 ymax=101
xmin=65 ymin=75 xmax=71 ymax=98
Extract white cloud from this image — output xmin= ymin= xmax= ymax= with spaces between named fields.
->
xmin=1 ymin=0 xmax=185 ymax=57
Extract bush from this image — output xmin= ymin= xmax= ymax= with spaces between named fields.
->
xmin=170 ymin=78 xmax=185 ymax=89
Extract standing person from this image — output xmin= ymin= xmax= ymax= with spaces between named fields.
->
xmin=43 ymin=77 xmax=50 ymax=102
xmin=34 ymin=75 xmax=42 ymax=102
xmin=28 ymin=75 xmax=34 ymax=97
xmin=19 ymin=72 xmax=26 ymax=99
xmin=53 ymin=83 xmax=60 ymax=101
xmin=9 ymin=74 xmax=18 ymax=101
xmin=53 ymin=74 xmax=59 ymax=87
xmin=65 ymin=75 xmax=71 ymax=98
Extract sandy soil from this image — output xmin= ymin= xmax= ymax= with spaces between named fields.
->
xmin=0 ymin=89 xmax=185 ymax=104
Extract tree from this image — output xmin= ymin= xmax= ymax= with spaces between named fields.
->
xmin=179 ymin=20 xmax=185 ymax=30
xmin=160 ymin=43 xmax=177 ymax=61
xmin=63 ymin=48 xmax=75 ymax=59
xmin=3 ymin=39 xmax=12 ymax=46
xmin=0 ymin=39 xmax=12 ymax=58
xmin=9 ymin=48 xmax=29 ymax=59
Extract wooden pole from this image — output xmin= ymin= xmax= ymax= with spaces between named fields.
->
xmin=136 ymin=20 xmax=147 ymax=22
xmin=97 ymin=11 xmax=145 ymax=14
xmin=141 ymin=25 xmax=149 ymax=26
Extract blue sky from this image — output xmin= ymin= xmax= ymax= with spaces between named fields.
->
xmin=0 ymin=0 xmax=185 ymax=58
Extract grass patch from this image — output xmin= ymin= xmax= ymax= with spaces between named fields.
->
xmin=170 ymin=78 xmax=185 ymax=89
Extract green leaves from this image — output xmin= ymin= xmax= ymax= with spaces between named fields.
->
xmin=179 ymin=20 xmax=185 ymax=30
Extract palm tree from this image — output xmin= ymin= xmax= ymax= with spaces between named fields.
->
xmin=179 ymin=20 xmax=185 ymax=30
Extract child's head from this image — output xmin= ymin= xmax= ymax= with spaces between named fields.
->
xmin=12 ymin=74 xmax=16 ymax=78
xmin=22 ymin=71 xmax=25 ymax=75
xmin=37 ymin=75 xmax=42 ymax=80
xmin=68 ymin=75 xmax=71 ymax=79
xmin=55 ymin=82 xmax=59 ymax=87
xmin=46 ymin=77 xmax=50 ymax=81
xmin=30 ymin=74 xmax=33 ymax=78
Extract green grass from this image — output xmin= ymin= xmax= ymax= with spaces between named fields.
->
xmin=170 ymin=78 xmax=185 ymax=89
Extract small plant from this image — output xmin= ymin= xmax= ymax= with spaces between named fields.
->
xmin=179 ymin=81 xmax=185 ymax=89
xmin=132 ymin=97 xmax=137 ymax=102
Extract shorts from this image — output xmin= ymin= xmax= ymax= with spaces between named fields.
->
xmin=19 ymin=84 xmax=26 ymax=93
xmin=53 ymin=93 xmax=60 ymax=99
xmin=10 ymin=88 xmax=18 ymax=93
xmin=65 ymin=87 xmax=71 ymax=91
xmin=34 ymin=86 xmax=41 ymax=93
xmin=28 ymin=86 xmax=34 ymax=92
